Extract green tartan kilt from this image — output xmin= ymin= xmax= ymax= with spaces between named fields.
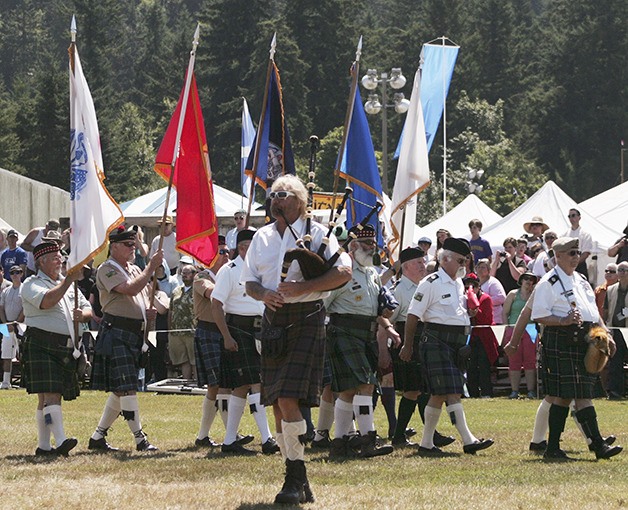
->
xmin=21 ymin=327 xmax=80 ymax=401
xmin=418 ymin=328 xmax=466 ymax=395
xmin=327 ymin=324 xmax=379 ymax=393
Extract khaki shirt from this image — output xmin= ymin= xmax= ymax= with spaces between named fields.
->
xmin=193 ymin=270 xmax=217 ymax=322
xmin=97 ymin=259 xmax=148 ymax=320
xmin=324 ymin=260 xmax=380 ymax=316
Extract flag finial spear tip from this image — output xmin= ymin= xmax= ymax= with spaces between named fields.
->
xmin=193 ymin=23 xmax=200 ymax=43
xmin=270 ymin=32 xmax=277 ymax=60
xmin=356 ymin=36 xmax=362 ymax=61
xmin=70 ymin=15 xmax=76 ymax=42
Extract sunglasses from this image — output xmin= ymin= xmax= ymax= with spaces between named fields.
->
xmin=605 ymin=269 xmax=617 ymax=274
xmin=454 ymin=257 xmax=466 ymax=265
xmin=568 ymin=213 xmax=579 ymax=218
xmin=117 ymin=241 xmax=136 ymax=248
xmin=269 ymin=191 xmax=294 ymax=200
xmin=234 ymin=216 xmax=245 ymax=220
xmin=218 ymin=249 xmax=229 ymax=255
xmin=566 ymin=250 xmax=581 ymax=257
xmin=10 ymin=270 xmax=23 ymax=275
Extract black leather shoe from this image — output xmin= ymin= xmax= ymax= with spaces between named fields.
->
xmin=405 ymin=427 xmax=417 ymax=438
xmin=463 ymin=438 xmax=494 ymax=454
xmin=136 ymin=439 xmax=158 ymax=452
xmin=529 ymin=440 xmax=547 ymax=452
xmin=311 ymin=430 xmax=331 ymax=448
xmin=433 ymin=431 xmax=455 ymax=447
xmin=391 ymin=436 xmax=416 ymax=447
xmin=195 ymin=436 xmax=220 ymax=448
xmin=593 ymin=443 xmax=623 ymax=460
xmin=417 ymin=446 xmax=443 ymax=456
xmin=588 ymin=435 xmax=616 ymax=452
xmin=35 ymin=447 xmax=56 ymax=456
xmin=56 ymin=438 xmax=78 ymax=456
xmin=221 ymin=442 xmax=257 ymax=455
xmin=543 ymin=448 xmax=570 ymax=461
xmin=236 ymin=433 xmax=254 ymax=446
xmin=262 ymin=437 xmax=280 ymax=455
xmin=88 ymin=437 xmax=119 ymax=452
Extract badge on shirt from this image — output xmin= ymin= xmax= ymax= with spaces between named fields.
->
xmin=414 ymin=292 xmax=423 ymax=302
xmin=355 ymin=295 xmax=362 ymax=302
xmin=105 ymin=269 xmax=117 ymax=278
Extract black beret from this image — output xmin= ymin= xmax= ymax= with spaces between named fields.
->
xmin=109 ymin=226 xmax=137 ymax=243
xmin=34 ymin=241 xmax=60 ymax=260
xmin=348 ymin=223 xmax=376 ymax=239
xmin=443 ymin=237 xmax=471 ymax=256
xmin=400 ymin=247 xmax=424 ymax=264
xmin=236 ymin=229 xmax=255 ymax=245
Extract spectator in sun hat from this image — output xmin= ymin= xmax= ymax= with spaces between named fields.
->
xmin=150 ymin=215 xmax=179 ymax=274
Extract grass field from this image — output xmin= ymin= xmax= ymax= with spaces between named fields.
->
xmin=0 ymin=390 xmax=626 ymax=510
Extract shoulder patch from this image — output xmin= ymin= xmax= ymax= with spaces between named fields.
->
xmin=413 ymin=292 xmax=424 ymax=302
xmin=549 ymin=274 xmax=559 ymax=285
xmin=427 ymin=274 xmax=439 ymax=283
xmin=105 ymin=269 xmax=117 ymax=278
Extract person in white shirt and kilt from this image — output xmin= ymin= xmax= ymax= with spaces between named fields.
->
xmin=88 ymin=226 xmax=166 ymax=452
xmin=242 ymin=175 xmax=352 ymax=505
xmin=20 ymin=241 xmax=92 ymax=456
xmin=531 ymin=237 xmax=622 ymax=460
xmin=401 ymin=238 xmax=494 ymax=456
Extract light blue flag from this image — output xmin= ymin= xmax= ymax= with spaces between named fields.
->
xmin=241 ymin=98 xmax=256 ymax=198
xmin=394 ymin=42 xmax=459 ymax=157
xmin=339 ymin=85 xmax=384 ymax=247
xmin=525 ymin=323 xmax=538 ymax=343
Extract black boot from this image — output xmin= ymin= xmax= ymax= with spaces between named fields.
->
xmin=301 ymin=462 xmax=315 ymax=503
xmin=576 ymin=406 xmax=623 ymax=459
xmin=358 ymin=431 xmax=393 ymax=458
xmin=274 ymin=459 xmax=305 ymax=505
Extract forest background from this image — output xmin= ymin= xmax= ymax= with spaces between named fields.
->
xmin=0 ymin=0 xmax=625 ymax=224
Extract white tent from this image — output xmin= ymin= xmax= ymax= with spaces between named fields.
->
xmin=480 ymin=181 xmax=622 ymax=285
xmin=413 ymin=194 xmax=503 ymax=253
xmin=578 ymin=181 xmax=628 ymax=236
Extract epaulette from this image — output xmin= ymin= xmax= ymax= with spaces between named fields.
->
xmin=427 ymin=274 xmax=439 ymax=283
xmin=576 ymin=271 xmax=587 ymax=281
xmin=548 ymin=274 xmax=559 ymax=285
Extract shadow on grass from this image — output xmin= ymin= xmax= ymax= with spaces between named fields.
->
xmin=4 ymin=449 xmax=177 ymax=463
xmin=236 ymin=503 xmax=301 ymax=510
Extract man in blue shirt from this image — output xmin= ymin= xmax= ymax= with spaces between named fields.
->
xmin=1 ymin=230 xmax=27 ymax=280
xmin=468 ymin=219 xmax=492 ymax=264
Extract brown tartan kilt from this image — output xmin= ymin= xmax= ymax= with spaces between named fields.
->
xmin=418 ymin=328 xmax=467 ymax=395
xmin=21 ymin=327 xmax=80 ymax=401
xmin=260 ymin=301 xmax=325 ymax=407
xmin=541 ymin=328 xmax=596 ymax=399
xmin=220 ymin=322 xmax=261 ymax=389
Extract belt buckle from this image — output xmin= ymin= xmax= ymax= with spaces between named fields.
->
xmin=253 ymin=317 xmax=262 ymax=329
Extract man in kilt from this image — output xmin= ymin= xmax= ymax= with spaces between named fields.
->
xmin=324 ymin=224 xmax=398 ymax=458
xmin=532 ymin=237 xmax=622 ymax=460
xmin=403 ymin=238 xmax=494 ymax=455
xmin=243 ymin=175 xmax=352 ymax=505
xmin=394 ymin=247 xmax=454 ymax=449
xmin=89 ymin=226 xmax=165 ymax=452
xmin=212 ymin=228 xmax=279 ymax=455
xmin=20 ymin=241 xmax=92 ymax=456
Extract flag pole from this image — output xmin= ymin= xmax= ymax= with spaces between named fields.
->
xmin=245 ymin=33 xmax=276 ymax=228
xmin=147 ymin=23 xmax=200 ymax=333
xmin=329 ymin=36 xmax=362 ymax=222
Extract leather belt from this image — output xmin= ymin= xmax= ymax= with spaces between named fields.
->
xmin=102 ymin=313 xmax=144 ymax=336
xmin=27 ymin=326 xmax=71 ymax=347
xmin=329 ymin=313 xmax=377 ymax=333
xmin=545 ymin=321 xmax=594 ymax=342
xmin=197 ymin=320 xmax=220 ymax=333
xmin=423 ymin=322 xmax=471 ymax=336
xmin=226 ymin=314 xmax=262 ymax=330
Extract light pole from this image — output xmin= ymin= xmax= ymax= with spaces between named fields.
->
xmin=361 ymin=68 xmax=410 ymax=195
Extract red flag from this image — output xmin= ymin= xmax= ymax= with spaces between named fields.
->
xmin=154 ymin=74 xmax=218 ymax=266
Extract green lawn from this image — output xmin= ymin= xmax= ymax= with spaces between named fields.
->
xmin=1 ymin=390 xmax=626 ymax=509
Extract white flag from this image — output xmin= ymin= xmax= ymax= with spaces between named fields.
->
xmin=68 ymin=45 xmax=123 ymax=273
xmin=241 ymin=98 xmax=256 ymax=198
xmin=389 ymin=67 xmax=430 ymax=260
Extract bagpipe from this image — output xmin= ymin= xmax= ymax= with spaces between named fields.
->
xmin=278 ymin=135 xmax=383 ymax=285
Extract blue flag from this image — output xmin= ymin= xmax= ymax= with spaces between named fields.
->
xmin=339 ymin=86 xmax=384 ymax=247
xmin=241 ymin=98 xmax=256 ymax=198
xmin=245 ymin=62 xmax=295 ymax=189
xmin=394 ymin=42 xmax=459 ymax=157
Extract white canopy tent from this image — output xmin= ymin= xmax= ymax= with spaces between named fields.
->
xmin=578 ymin=180 xmax=628 ymax=236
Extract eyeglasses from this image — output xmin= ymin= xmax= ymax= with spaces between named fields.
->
xmin=566 ymin=250 xmax=581 ymax=257
xmin=618 ymin=268 xmax=628 ymax=274
xmin=218 ymin=249 xmax=229 ymax=255
xmin=269 ymin=191 xmax=294 ymax=200
xmin=454 ymin=257 xmax=466 ymax=265
xmin=605 ymin=269 xmax=617 ymax=274
xmin=10 ymin=270 xmax=23 ymax=275
xmin=117 ymin=241 xmax=136 ymax=248
xmin=234 ymin=216 xmax=245 ymax=220
xmin=568 ymin=213 xmax=579 ymax=218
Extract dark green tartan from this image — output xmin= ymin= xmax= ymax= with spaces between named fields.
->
xmin=542 ymin=329 xmax=596 ymax=399
xmin=260 ymin=301 xmax=325 ymax=408
xmin=220 ymin=323 xmax=261 ymax=389
xmin=91 ymin=326 xmax=141 ymax=393
xmin=194 ymin=327 xmax=222 ymax=387
xmin=418 ymin=328 xmax=467 ymax=395
xmin=21 ymin=327 xmax=79 ymax=401
xmin=390 ymin=327 xmax=423 ymax=392
xmin=327 ymin=323 xmax=378 ymax=393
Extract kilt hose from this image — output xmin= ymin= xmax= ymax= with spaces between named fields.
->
xmin=194 ymin=323 xmax=222 ymax=388
xmin=390 ymin=322 xmax=424 ymax=393
xmin=220 ymin=315 xmax=262 ymax=389
xmin=21 ymin=327 xmax=79 ymax=401
xmin=418 ymin=328 xmax=468 ymax=395
xmin=260 ymin=300 xmax=325 ymax=407
xmin=542 ymin=327 xmax=596 ymax=399
xmin=91 ymin=325 xmax=142 ymax=393
xmin=327 ymin=320 xmax=379 ymax=393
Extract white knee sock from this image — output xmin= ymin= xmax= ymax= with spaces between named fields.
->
xmin=119 ymin=395 xmax=143 ymax=444
xmin=314 ymin=398 xmax=335 ymax=440
xmin=353 ymin=394 xmax=375 ymax=435
xmin=334 ymin=398 xmax=354 ymax=438
xmin=197 ymin=396 xmax=217 ymax=439
xmin=36 ymin=409 xmax=51 ymax=450
xmin=420 ymin=405 xmax=442 ymax=448
xmin=44 ymin=404 xmax=67 ymax=446
xmin=446 ymin=402 xmax=477 ymax=445
xmin=248 ymin=393 xmax=271 ymax=443
xmin=92 ymin=394 xmax=121 ymax=440
xmin=2 ymin=372 xmax=10 ymax=385
xmin=276 ymin=432 xmax=286 ymax=462
xmin=216 ymin=394 xmax=230 ymax=428
xmin=282 ymin=420 xmax=306 ymax=461
xmin=224 ymin=395 xmax=247 ymax=445
xmin=531 ymin=398 xmax=551 ymax=443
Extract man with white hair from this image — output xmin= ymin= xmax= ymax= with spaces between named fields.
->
xmin=401 ymin=238 xmax=494 ymax=455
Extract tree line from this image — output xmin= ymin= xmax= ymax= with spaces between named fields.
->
xmin=0 ymin=0 xmax=625 ymax=224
